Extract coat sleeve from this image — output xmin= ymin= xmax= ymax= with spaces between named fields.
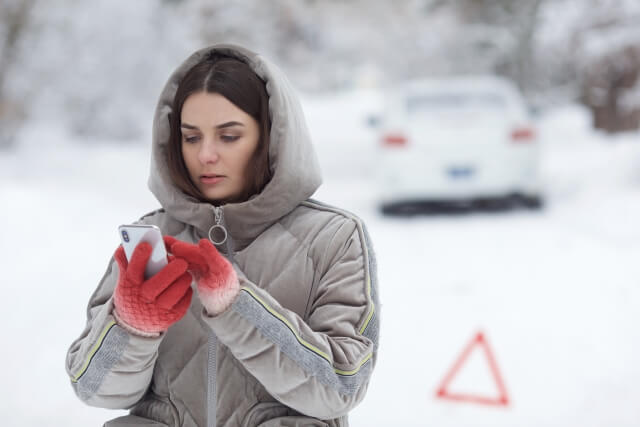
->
xmin=65 ymin=254 xmax=164 ymax=409
xmin=203 ymin=218 xmax=380 ymax=420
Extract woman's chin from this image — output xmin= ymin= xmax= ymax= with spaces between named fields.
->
xmin=199 ymin=187 xmax=228 ymax=201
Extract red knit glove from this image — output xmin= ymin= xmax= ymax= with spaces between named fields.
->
xmin=113 ymin=242 xmax=193 ymax=336
xmin=164 ymin=237 xmax=239 ymax=316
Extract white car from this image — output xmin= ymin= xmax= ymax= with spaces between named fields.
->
xmin=375 ymin=76 xmax=543 ymax=215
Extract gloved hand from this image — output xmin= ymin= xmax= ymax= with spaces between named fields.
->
xmin=113 ymin=242 xmax=193 ymax=336
xmin=164 ymin=237 xmax=239 ymax=316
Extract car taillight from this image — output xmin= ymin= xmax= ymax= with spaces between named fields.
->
xmin=511 ymin=127 xmax=536 ymax=143
xmin=382 ymin=133 xmax=408 ymax=147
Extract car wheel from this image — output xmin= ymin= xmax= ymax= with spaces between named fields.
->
xmin=474 ymin=197 xmax=515 ymax=212
xmin=520 ymin=195 xmax=544 ymax=210
xmin=380 ymin=201 xmax=421 ymax=216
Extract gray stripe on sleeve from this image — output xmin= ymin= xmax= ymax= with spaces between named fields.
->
xmin=232 ymin=291 xmax=373 ymax=396
xmin=75 ymin=325 xmax=130 ymax=401
xmin=302 ymin=199 xmax=380 ymax=349
xmin=360 ymin=222 xmax=380 ymax=348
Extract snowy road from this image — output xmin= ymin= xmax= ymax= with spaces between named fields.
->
xmin=332 ymin=185 xmax=640 ymax=426
xmin=1 ymin=102 xmax=639 ymax=426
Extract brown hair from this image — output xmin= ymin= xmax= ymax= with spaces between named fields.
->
xmin=166 ymin=53 xmax=272 ymax=204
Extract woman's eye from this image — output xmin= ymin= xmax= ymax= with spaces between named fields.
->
xmin=183 ymin=135 xmax=200 ymax=143
xmin=221 ymin=135 xmax=240 ymax=143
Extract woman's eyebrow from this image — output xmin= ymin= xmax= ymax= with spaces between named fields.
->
xmin=216 ymin=121 xmax=244 ymax=129
xmin=180 ymin=121 xmax=244 ymax=130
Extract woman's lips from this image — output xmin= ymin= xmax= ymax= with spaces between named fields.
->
xmin=200 ymin=175 xmax=225 ymax=185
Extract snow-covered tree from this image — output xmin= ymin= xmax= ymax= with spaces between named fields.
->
xmin=533 ymin=0 xmax=640 ymax=131
xmin=0 ymin=0 xmax=36 ymax=147
xmin=2 ymin=0 xmax=639 ymax=143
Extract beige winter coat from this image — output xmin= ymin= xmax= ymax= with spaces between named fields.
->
xmin=65 ymin=44 xmax=380 ymax=427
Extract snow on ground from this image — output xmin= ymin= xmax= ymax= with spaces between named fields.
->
xmin=1 ymin=95 xmax=639 ymax=426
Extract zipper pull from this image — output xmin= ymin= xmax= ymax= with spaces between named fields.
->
xmin=208 ymin=206 xmax=228 ymax=246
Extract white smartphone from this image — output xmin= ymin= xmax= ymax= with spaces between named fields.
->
xmin=118 ymin=224 xmax=168 ymax=279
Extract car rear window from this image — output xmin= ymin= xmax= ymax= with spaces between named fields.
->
xmin=406 ymin=92 xmax=506 ymax=113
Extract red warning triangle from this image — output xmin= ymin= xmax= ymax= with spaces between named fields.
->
xmin=435 ymin=331 xmax=510 ymax=406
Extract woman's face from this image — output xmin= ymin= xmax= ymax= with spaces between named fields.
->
xmin=180 ymin=91 xmax=260 ymax=203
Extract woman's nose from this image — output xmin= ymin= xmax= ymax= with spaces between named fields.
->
xmin=198 ymin=140 xmax=220 ymax=164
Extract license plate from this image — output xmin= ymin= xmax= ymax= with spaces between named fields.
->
xmin=446 ymin=166 xmax=476 ymax=179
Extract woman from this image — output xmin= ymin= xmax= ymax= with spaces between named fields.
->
xmin=66 ymin=44 xmax=380 ymax=427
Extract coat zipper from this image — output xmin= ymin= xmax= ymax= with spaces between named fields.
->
xmin=207 ymin=205 xmax=235 ymax=427
xmin=209 ymin=206 xmax=228 ymax=247
xmin=210 ymin=206 xmax=237 ymax=264
xmin=207 ymin=330 xmax=217 ymax=427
